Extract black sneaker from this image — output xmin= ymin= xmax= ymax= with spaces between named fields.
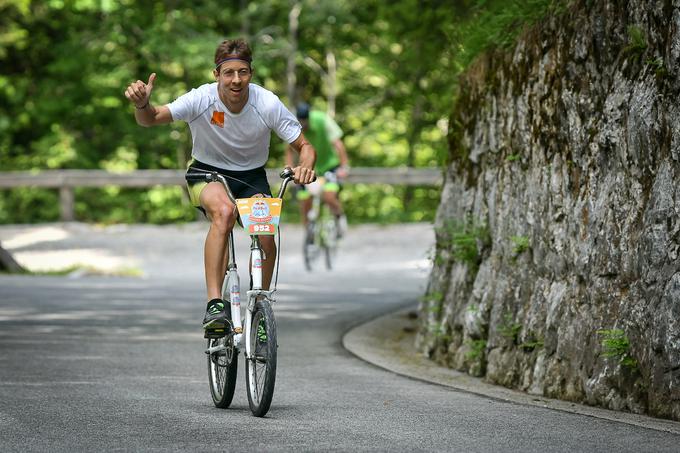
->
xmin=202 ymin=298 xmax=228 ymax=329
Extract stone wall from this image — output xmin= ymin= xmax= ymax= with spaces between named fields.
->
xmin=416 ymin=0 xmax=680 ymax=420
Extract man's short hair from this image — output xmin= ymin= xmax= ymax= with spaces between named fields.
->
xmin=214 ymin=38 xmax=252 ymax=69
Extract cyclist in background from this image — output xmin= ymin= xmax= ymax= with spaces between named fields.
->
xmin=286 ymin=102 xmax=349 ymax=237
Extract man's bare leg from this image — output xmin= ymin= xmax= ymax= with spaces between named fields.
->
xmin=322 ymin=191 xmax=343 ymax=217
xmin=259 ymin=235 xmax=277 ymax=290
xmin=300 ymin=197 xmax=312 ymax=227
xmin=200 ymin=182 xmax=236 ymax=300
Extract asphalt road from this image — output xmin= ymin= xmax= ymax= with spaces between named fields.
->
xmin=1 ymin=222 xmax=679 ymax=452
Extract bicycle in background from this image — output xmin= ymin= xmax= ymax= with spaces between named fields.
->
xmin=302 ymin=174 xmax=339 ymax=271
xmin=186 ymin=167 xmax=296 ymax=417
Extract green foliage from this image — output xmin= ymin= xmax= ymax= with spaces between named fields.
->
xmin=452 ymin=0 xmax=570 ymax=67
xmin=279 ymin=183 xmax=438 ymax=225
xmin=506 ymin=153 xmax=521 ymax=162
xmin=429 ymin=324 xmax=452 ymax=342
xmin=73 ymin=187 xmax=196 ymax=224
xmin=499 ymin=312 xmax=522 ymax=343
xmin=647 ymin=57 xmax=663 ymax=69
xmin=0 ymin=188 xmax=60 ymax=223
xmin=465 ymin=339 xmax=487 ymax=360
xmin=436 ymin=217 xmax=490 ymax=269
xmin=427 ymin=305 xmax=442 ymax=314
xmin=0 ymin=0 xmax=567 ymax=224
xmin=510 ymin=235 xmax=530 ymax=254
xmin=520 ymin=338 xmax=544 ymax=352
xmin=337 ymin=184 xmax=438 ymax=224
xmin=422 ymin=291 xmax=444 ymax=304
xmin=423 ymin=291 xmax=444 ymax=314
xmin=597 ymin=329 xmax=637 ymax=369
xmin=624 ymin=25 xmax=647 ymax=61
xmin=646 ymin=57 xmax=668 ymax=78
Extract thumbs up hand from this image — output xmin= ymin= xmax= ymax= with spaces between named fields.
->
xmin=125 ymin=73 xmax=156 ymax=109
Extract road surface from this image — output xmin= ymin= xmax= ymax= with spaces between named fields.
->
xmin=1 ymin=222 xmax=679 ymax=452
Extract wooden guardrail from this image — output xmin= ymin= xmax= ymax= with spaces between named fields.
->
xmin=0 ymin=168 xmax=442 ymax=221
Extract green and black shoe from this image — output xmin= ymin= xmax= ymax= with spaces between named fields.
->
xmin=255 ymin=319 xmax=268 ymax=355
xmin=202 ymin=298 xmax=228 ymax=329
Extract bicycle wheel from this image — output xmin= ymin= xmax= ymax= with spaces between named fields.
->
xmin=207 ymin=332 xmax=238 ymax=408
xmin=303 ymin=221 xmax=317 ymax=271
xmin=245 ymin=298 xmax=277 ymax=417
xmin=321 ymin=219 xmax=337 ymax=270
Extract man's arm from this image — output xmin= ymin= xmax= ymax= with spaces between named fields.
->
xmin=285 ymin=145 xmax=298 ymax=169
xmin=333 ymin=139 xmax=349 ymax=167
xmin=134 ymin=103 xmax=173 ymax=127
xmin=124 ymin=73 xmax=173 ymax=127
xmin=333 ymin=138 xmax=350 ymax=178
xmin=289 ymin=133 xmax=316 ymax=185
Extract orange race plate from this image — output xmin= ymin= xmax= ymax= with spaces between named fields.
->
xmin=235 ymin=198 xmax=282 ymax=236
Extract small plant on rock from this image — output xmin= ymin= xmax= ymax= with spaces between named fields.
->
xmin=499 ymin=312 xmax=522 ymax=344
xmin=597 ymin=329 xmax=637 ymax=369
xmin=430 ymin=324 xmax=452 ymax=343
xmin=646 ymin=57 xmax=668 ymax=78
xmin=437 ymin=217 xmax=491 ymax=271
xmin=519 ymin=338 xmax=544 ymax=352
xmin=510 ymin=235 xmax=530 ymax=255
xmin=465 ymin=339 xmax=487 ymax=361
xmin=624 ymin=25 xmax=647 ymax=61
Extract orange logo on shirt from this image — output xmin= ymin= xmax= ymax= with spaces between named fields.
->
xmin=211 ymin=111 xmax=224 ymax=127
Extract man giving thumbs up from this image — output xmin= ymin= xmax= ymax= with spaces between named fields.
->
xmin=123 ymin=38 xmax=316 ymax=330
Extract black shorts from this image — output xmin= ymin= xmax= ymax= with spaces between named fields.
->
xmin=186 ymin=159 xmax=272 ymax=205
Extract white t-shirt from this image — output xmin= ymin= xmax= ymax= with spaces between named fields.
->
xmin=167 ymin=82 xmax=301 ymax=170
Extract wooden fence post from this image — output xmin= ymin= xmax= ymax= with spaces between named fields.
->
xmin=59 ymin=186 xmax=75 ymax=221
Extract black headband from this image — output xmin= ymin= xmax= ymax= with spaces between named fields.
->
xmin=215 ymin=55 xmax=252 ymax=69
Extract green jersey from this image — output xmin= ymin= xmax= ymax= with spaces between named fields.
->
xmin=305 ymin=110 xmax=343 ymax=174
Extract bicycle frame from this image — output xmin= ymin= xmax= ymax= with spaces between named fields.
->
xmin=188 ymin=167 xmax=303 ymax=415
xmin=190 ymin=169 xmax=294 ymax=353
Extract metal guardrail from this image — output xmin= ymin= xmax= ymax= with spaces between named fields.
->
xmin=0 ymin=168 xmax=442 ymax=221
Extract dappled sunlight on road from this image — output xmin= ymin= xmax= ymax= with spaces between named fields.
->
xmin=358 ymin=258 xmax=431 ymax=272
xmin=10 ymin=248 xmax=137 ymax=273
xmin=0 ymin=224 xmax=433 ymax=347
xmin=0 ymin=222 xmax=434 ymax=281
xmin=274 ymin=301 xmax=349 ymax=320
xmin=0 ymin=306 xmax=198 ymax=323
xmin=1 ymin=226 xmax=70 ymax=249
xmin=276 ymin=282 xmax=384 ymax=295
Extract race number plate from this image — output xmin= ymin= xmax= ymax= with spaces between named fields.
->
xmin=236 ymin=198 xmax=282 ymax=235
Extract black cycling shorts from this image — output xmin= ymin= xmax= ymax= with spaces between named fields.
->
xmin=186 ymin=159 xmax=272 ymax=208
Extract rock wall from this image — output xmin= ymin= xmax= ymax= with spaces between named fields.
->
xmin=416 ymin=0 xmax=680 ymax=420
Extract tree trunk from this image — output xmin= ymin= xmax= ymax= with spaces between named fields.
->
xmin=404 ymin=94 xmax=424 ymax=207
xmin=286 ymin=2 xmax=302 ymax=106
xmin=326 ymin=49 xmax=336 ymax=118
